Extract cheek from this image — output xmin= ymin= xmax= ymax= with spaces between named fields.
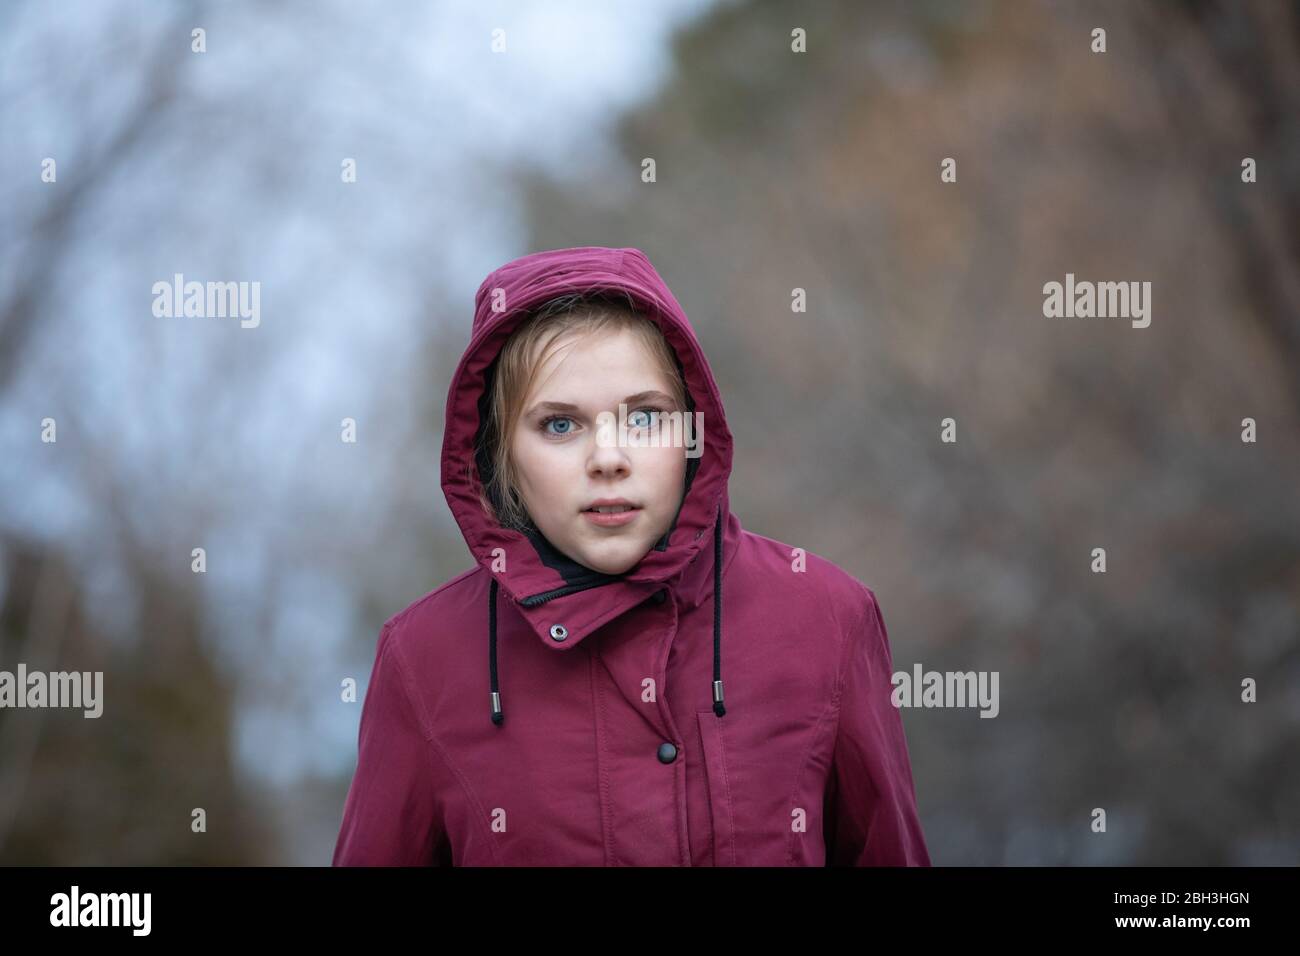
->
xmin=509 ymin=431 xmax=541 ymax=494
xmin=639 ymin=448 xmax=688 ymax=493
xmin=512 ymin=433 xmax=574 ymax=496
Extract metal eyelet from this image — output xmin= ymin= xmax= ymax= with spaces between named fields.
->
xmin=549 ymin=623 xmax=569 ymax=642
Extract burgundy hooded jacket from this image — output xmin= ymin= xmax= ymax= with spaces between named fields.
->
xmin=332 ymin=246 xmax=931 ymax=866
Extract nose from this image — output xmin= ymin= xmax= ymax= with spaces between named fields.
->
xmin=587 ymin=428 xmax=632 ymax=479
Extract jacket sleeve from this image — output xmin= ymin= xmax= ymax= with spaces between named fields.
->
xmin=332 ymin=620 xmax=449 ymax=866
xmin=822 ymin=587 xmax=931 ymax=866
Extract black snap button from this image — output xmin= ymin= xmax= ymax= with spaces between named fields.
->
xmin=657 ymin=742 xmax=678 ymax=764
xmin=549 ymin=623 xmax=568 ymax=642
xmin=652 ymin=589 xmax=668 ymax=604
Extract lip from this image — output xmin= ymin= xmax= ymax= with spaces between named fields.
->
xmin=581 ymin=498 xmax=642 ymax=528
xmin=583 ymin=497 xmax=637 ymax=510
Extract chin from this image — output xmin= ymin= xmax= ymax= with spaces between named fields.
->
xmin=577 ymin=544 xmax=642 ymax=576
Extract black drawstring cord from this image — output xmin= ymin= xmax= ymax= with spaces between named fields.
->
xmin=489 ymin=576 xmax=503 ymax=725
xmin=712 ymin=502 xmax=726 ymax=717
xmin=487 ymin=503 xmax=727 ymax=725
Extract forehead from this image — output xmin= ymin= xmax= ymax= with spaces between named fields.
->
xmin=526 ymin=326 xmax=669 ymax=391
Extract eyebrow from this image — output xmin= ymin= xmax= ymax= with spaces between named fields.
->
xmin=525 ymin=390 xmax=677 ymax=416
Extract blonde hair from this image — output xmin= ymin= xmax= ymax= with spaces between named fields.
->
xmin=475 ymin=292 xmax=689 ymax=531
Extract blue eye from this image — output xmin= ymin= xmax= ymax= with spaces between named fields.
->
xmin=628 ymin=409 xmax=654 ymax=429
xmin=541 ymin=416 xmax=575 ymax=437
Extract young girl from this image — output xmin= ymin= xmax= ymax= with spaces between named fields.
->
xmin=333 ymin=245 xmax=931 ymax=866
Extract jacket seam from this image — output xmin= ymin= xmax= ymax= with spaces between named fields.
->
xmin=783 ymin=583 xmax=871 ymax=865
xmin=590 ymin=647 xmax=618 ymax=866
xmin=385 ymin=620 xmax=503 ymax=866
xmin=783 ymin=690 xmax=842 ymax=866
xmin=653 ymin=600 xmax=691 ymax=867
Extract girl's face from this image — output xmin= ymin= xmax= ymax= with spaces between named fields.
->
xmin=510 ymin=327 xmax=689 ymax=575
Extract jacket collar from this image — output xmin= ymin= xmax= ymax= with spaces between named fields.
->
xmin=667 ymin=498 xmax=743 ymax=612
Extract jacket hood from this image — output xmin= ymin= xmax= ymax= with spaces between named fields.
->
xmin=440 ymin=246 xmax=741 ymax=725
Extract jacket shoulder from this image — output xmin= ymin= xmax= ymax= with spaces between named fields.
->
xmin=737 ymin=528 xmax=879 ymax=630
xmin=381 ymin=564 xmax=489 ymax=651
